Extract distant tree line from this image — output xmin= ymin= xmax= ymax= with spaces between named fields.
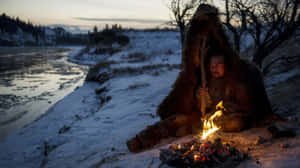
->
xmin=86 ymin=23 xmax=179 ymax=55
xmin=0 ymin=13 xmax=88 ymax=46
xmin=88 ymin=24 xmax=129 ymax=46
xmin=0 ymin=13 xmax=46 ymax=44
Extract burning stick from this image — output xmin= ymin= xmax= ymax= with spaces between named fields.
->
xmin=199 ymin=36 xmax=208 ymax=118
xmin=202 ymin=101 xmax=226 ymax=140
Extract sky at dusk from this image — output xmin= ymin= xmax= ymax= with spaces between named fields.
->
xmin=0 ymin=0 xmax=172 ymax=33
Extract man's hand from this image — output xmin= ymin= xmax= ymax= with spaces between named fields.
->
xmin=196 ymin=87 xmax=212 ymax=114
xmin=196 ymin=87 xmax=209 ymax=99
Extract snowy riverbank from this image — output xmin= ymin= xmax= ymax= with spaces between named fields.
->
xmin=0 ymin=47 xmax=88 ymax=141
xmin=0 ymin=31 xmax=299 ymax=168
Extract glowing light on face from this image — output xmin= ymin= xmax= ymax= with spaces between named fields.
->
xmin=209 ymin=56 xmax=225 ymax=78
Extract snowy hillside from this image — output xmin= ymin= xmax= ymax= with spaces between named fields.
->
xmin=0 ymin=31 xmax=299 ymax=168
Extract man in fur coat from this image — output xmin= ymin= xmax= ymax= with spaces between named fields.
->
xmin=127 ymin=4 xmax=272 ymax=153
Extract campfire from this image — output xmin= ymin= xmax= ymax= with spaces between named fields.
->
xmin=160 ymin=101 xmax=247 ymax=167
xmin=160 ymin=138 xmax=247 ymax=168
xmin=202 ymin=101 xmax=225 ymax=139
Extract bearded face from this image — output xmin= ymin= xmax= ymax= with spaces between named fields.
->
xmin=209 ymin=56 xmax=225 ymax=78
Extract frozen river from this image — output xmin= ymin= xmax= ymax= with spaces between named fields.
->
xmin=0 ymin=47 xmax=88 ymax=141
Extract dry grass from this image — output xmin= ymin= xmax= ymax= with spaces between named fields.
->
xmin=122 ymin=52 xmax=147 ymax=63
xmin=165 ymin=49 xmax=174 ymax=55
xmin=127 ymin=83 xmax=150 ymax=90
xmin=85 ymin=60 xmax=118 ymax=81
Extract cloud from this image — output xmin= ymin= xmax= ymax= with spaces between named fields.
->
xmin=74 ymin=17 xmax=169 ymax=24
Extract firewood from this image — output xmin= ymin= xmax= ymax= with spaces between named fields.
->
xmin=160 ymin=138 xmax=247 ymax=168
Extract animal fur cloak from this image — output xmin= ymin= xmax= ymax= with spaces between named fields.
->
xmin=156 ymin=4 xmax=272 ymax=123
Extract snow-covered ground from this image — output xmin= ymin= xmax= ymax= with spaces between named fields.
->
xmin=0 ymin=31 xmax=299 ymax=168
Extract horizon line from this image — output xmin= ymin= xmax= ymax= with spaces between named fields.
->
xmin=73 ymin=17 xmax=171 ymax=24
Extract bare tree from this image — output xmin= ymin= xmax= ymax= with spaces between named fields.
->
xmin=248 ymin=0 xmax=299 ymax=68
xmin=167 ymin=0 xmax=299 ymax=68
xmin=167 ymin=0 xmax=206 ymax=43
xmin=221 ymin=0 xmax=299 ymax=68
xmin=222 ymin=0 xmax=251 ymax=53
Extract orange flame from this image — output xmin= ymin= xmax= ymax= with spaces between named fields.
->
xmin=194 ymin=154 xmax=200 ymax=162
xmin=201 ymin=101 xmax=225 ymax=139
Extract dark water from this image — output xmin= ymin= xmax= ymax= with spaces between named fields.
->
xmin=0 ymin=47 xmax=88 ymax=141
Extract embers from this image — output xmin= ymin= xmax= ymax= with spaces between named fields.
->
xmin=160 ymin=138 xmax=247 ymax=168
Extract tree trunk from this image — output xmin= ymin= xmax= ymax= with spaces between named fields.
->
xmin=179 ymin=23 xmax=186 ymax=44
xmin=233 ymin=33 xmax=240 ymax=54
xmin=252 ymin=48 xmax=265 ymax=68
